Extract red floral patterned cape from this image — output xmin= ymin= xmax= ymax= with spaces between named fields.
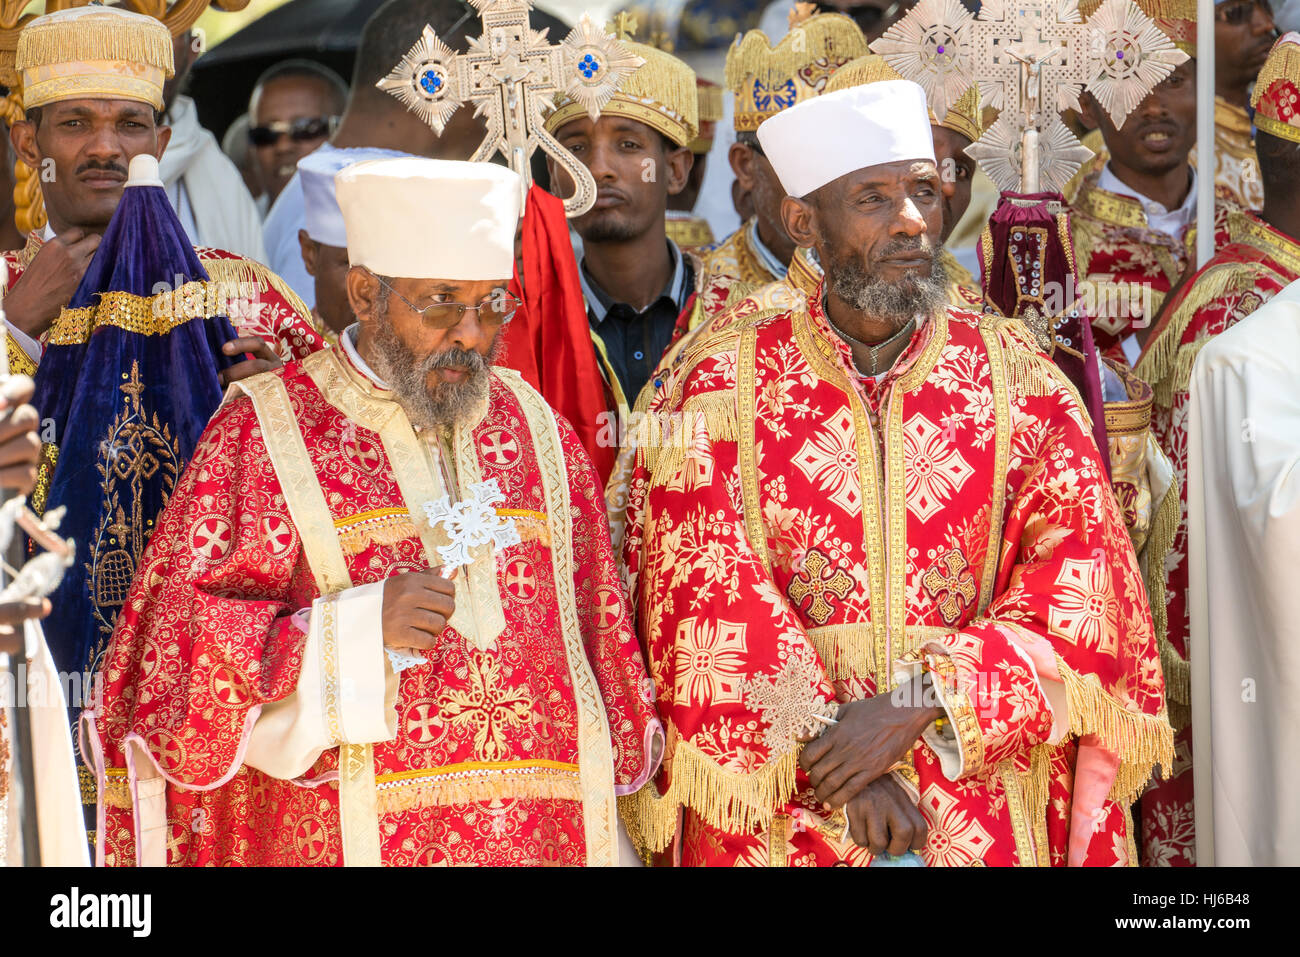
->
xmin=83 ymin=346 xmax=660 ymax=865
xmin=3 ymin=234 xmax=324 ymax=376
xmin=1130 ymin=209 xmax=1300 ymax=867
xmin=620 ymin=283 xmax=1171 ymax=866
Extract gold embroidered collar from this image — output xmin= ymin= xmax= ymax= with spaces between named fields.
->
xmin=1227 ymin=209 xmax=1300 ymax=277
xmin=1073 ymin=177 xmax=1148 ymax=230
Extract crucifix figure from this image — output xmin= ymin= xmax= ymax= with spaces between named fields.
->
xmin=378 ymin=0 xmax=644 ymax=215
xmin=871 ymin=0 xmax=1189 ymax=193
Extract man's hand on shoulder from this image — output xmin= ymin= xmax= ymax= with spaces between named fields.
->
xmin=5 ymin=229 xmax=100 ymax=339
xmin=220 ymin=336 xmax=283 ymax=386
xmin=382 ymin=567 xmax=457 ymax=651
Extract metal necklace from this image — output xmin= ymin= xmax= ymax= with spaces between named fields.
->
xmin=826 ymin=310 xmax=918 ymax=377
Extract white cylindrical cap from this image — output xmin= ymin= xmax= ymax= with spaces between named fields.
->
xmin=756 ymin=80 xmax=936 ymax=198
xmin=126 ymin=153 xmax=163 ymax=187
xmin=334 ymin=157 xmax=521 ymax=281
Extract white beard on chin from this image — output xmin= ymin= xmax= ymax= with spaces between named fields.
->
xmin=826 ymin=243 xmax=948 ymax=332
xmin=366 ymin=308 xmax=501 ymax=429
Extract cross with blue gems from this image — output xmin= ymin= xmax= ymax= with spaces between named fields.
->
xmin=378 ymin=0 xmax=644 ymax=216
xmin=870 ymin=0 xmax=1188 ymax=193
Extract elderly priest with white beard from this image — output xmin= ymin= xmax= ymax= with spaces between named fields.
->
xmin=83 ymin=157 xmax=661 ymax=867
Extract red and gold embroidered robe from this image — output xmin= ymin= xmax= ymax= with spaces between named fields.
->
xmin=83 ymin=346 xmax=660 ymax=866
xmin=1070 ymin=175 xmax=1192 ymax=367
xmin=620 ymin=285 xmax=1172 ymax=866
xmin=1130 ymin=209 xmax=1300 ymax=867
xmin=3 ymin=234 xmax=324 ymax=376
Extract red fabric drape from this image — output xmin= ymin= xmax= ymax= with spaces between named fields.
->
xmin=503 ymin=185 xmax=614 ymax=483
xmin=981 ymin=192 xmax=1109 ymax=469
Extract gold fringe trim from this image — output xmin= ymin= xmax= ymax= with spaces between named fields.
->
xmin=1143 ymin=468 xmax=1181 ymax=669
xmin=1160 ymin=639 xmax=1191 ymax=731
xmin=336 ymin=514 xmax=420 ymax=557
xmin=1056 ymin=654 xmax=1175 ymax=804
xmin=806 ymin=622 xmax=876 ymax=682
xmin=375 ymin=767 xmax=582 ymax=813
xmin=724 ymin=13 xmax=869 ymax=129
xmin=646 ymin=391 xmax=738 ymax=486
xmin=619 ymin=740 xmax=801 ymax=852
xmin=16 ymin=12 xmax=174 ymax=76
xmin=1136 ymin=264 xmax=1258 ymax=405
xmin=510 ymin=515 xmax=552 ymax=547
xmin=200 ymin=254 xmax=268 ymax=295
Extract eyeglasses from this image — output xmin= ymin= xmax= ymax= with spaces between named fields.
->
xmin=248 ymin=115 xmax=340 ymax=147
xmin=373 ymin=273 xmax=521 ymax=328
xmin=1215 ymin=0 xmax=1273 ymax=25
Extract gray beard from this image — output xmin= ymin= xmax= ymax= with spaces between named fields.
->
xmin=825 ymin=242 xmax=948 ymax=332
xmin=365 ymin=309 xmax=500 ymax=430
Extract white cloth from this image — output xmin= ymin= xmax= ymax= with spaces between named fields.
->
xmin=299 ymin=147 xmax=406 ymax=247
xmin=1186 ymin=276 xmax=1300 ymax=866
xmin=245 ymin=581 xmax=398 ymax=781
xmin=757 ymin=81 xmax=936 ymax=198
xmin=159 ymin=96 xmax=267 ymax=262
xmin=2 ymin=623 xmax=90 ymax=866
xmin=335 ymin=157 xmax=521 ymax=281
xmin=1096 ymin=162 xmax=1198 ymax=240
xmin=263 ymin=144 xmax=411 ymax=308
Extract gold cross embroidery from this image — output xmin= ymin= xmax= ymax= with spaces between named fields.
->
xmin=922 ymin=548 xmax=977 ymax=626
xmin=788 ymin=549 xmax=853 ymax=625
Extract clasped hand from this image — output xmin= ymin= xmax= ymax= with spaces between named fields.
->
xmin=797 ymin=673 xmax=942 ymax=855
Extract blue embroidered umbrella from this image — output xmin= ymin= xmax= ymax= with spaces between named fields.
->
xmin=32 ymin=153 xmax=239 ymax=683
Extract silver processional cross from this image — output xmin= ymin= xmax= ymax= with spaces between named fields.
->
xmin=871 ymin=0 xmax=1189 ymax=194
xmin=378 ymin=0 xmax=645 ymax=216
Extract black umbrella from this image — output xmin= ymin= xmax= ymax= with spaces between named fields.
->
xmin=188 ymin=0 xmax=571 ymax=143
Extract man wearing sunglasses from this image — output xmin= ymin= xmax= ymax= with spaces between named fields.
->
xmin=86 ymin=157 xmax=663 ymax=867
xmin=247 ymin=59 xmax=347 ymax=207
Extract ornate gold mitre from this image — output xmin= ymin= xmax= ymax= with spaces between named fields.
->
xmin=16 ymin=5 xmax=174 ymax=111
xmin=1252 ymin=32 xmax=1300 ymax=144
xmin=1080 ymin=0 xmax=1196 ymax=57
xmin=725 ymin=10 xmax=868 ymax=133
xmin=825 ymin=53 xmax=983 ymax=143
xmin=545 ymin=19 xmax=698 ymax=148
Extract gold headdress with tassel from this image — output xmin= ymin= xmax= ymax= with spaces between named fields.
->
xmin=17 ymin=5 xmax=174 ymax=111
xmin=545 ymin=13 xmax=699 ymax=148
xmin=1252 ymin=32 xmax=1300 ymax=145
xmin=725 ymin=9 xmax=869 ymax=133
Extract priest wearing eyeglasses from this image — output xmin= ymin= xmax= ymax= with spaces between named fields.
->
xmin=83 ymin=156 xmax=662 ymax=867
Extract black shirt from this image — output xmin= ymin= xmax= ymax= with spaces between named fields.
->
xmin=581 ymin=241 xmax=694 ymax=405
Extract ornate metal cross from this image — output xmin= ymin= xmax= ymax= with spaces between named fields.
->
xmin=379 ymin=0 xmax=644 ymax=216
xmin=871 ymin=0 xmax=1189 ymax=193
xmin=740 ymin=657 xmax=839 ymax=755
xmin=423 ymin=478 xmax=521 ymax=570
